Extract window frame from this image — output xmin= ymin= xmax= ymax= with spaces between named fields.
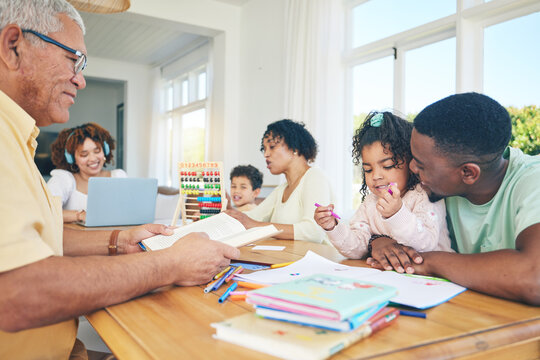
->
xmin=343 ymin=0 xmax=540 ymax=210
xmin=161 ymin=65 xmax=209 ymax=186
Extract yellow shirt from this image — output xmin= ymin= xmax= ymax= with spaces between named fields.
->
xmin=0 ymin=90 xmax=77 ymax=359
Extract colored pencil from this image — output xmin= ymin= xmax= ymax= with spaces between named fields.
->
xmin=203 ymin=279 xmax=220 ymax=293
xmin=370 ymin=308 xmax=400 ymax=332
xmin=211 ymin=267 xmax=237 ymax=292
xmin=225 ymin=266 xmax=244 ymax=283
xmin=236 ymin=281 xmax=270 ymax=289
xmin=214 ymin=266 xmax=232 ymax=280
xmin=270 ymin=261 xmax=295 ymax=269
xmin=399 ymin=310 xmax=427 ymax=319
xmin=230 ymin=291 xmax=249 ymax=296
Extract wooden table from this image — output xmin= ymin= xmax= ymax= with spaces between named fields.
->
xmin=86 ymin=239 xmax=540 ymax=359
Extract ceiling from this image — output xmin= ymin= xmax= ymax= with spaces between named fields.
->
xmin=80 ymin=11 xmax=208 ymax=67
xmin=214 ymin=0 xmax=251 ymax=5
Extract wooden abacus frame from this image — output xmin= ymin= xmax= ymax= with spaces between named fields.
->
xmin=171 ymin=162 xmax=226 ymax=226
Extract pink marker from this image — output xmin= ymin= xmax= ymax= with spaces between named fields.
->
xmin=388 ymin=182 xmax=396 ymax=195
xmin=314 ymin=203 xmax=341 ymax=219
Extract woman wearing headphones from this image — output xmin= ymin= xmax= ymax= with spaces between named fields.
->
xmin=47 ymin=123 xmax=127 ymax=223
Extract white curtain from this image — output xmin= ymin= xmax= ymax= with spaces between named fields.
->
xmin=284 ymin=0 xmax=349 ymax=209
xmin=148 ymin=67 xmax=169 ymax=186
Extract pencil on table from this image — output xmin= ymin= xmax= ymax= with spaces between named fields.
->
xmin=214 ymin=266 xmax=232 ymax=280
xmin=203 ymin=279 xmax=219 ymax=293
xmin=270 ymin=261 xmax=295 ymax=269
xmin=236 ymin=281 xmax=270 ymax=289
xmin=225 ymin=266 xmax=244 ymax=283
xmin=211 ymin=267 xmax=237 ymax=292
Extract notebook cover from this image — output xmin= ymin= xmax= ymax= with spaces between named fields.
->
xmin=246 ymin=274 xmax=397 ymax=321
xmin=212 ymin=312 xmax=374 ymax=360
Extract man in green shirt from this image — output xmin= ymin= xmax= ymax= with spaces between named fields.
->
xmin=368 ymin=93 xmax=540 ymax=305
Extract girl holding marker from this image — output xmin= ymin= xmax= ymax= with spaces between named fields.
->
xmin=314 ymin=112 xmax=452 ymax=265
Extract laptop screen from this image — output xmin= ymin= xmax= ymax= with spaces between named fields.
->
xmin=84 ymin=178 xmax=157 ymax=227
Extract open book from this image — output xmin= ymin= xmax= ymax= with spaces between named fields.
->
xmin=141 ymin=213 xmax=280 ymax=250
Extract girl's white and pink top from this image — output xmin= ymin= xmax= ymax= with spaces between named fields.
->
xmin=326 ymin=184 xmax=453 ymax=258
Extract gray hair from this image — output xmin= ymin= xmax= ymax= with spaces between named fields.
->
xmin=0 ymin=0 xmax=85 ymax=46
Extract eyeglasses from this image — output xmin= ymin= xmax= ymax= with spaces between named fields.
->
xmin=22 ymin=29 xmax=87 ymax=74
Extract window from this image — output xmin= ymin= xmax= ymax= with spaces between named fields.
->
xmin=345 ymin=0 xmax=540 ymax=211
xmin=352 ymin=0 xmax=455 ymax=48
xmin=352 ymin=56 xmax=393 ymax=208
xmin=197 ymin=71 xmax=207 ymax=100
xmin=484 ymin=12 xmax=540 ymax=108
xmin=161 ymin=66 xmax=209 ymax=186
xmin=182 ymin=109 xmax=206 ymax=163
xmin=404 ymin=38 xmax=455 ymax=115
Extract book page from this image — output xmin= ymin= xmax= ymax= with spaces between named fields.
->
xmin=362 ymin=271 xmax=466 ymax=309
xmin=142 ymin=213 xmax=246 ymax=250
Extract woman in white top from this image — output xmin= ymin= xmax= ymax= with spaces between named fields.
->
xmin=226 ymin=119 xmax=333 ymax=243
xmin=47 ymin=123 xmax=127 ymax=223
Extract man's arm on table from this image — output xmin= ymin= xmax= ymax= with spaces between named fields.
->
xmin=367 ymin=223 xmax=540 ymax=305
xmin=0 ymin=230 xmax=240 ymax=332
xmin=62 ymin=225 xmax=164 ymax=256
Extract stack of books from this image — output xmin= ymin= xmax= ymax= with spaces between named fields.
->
xmin=212 ymin=274 xmax=399 ymax=360
xmin=246 ymin=274 xmax=398 ymax=332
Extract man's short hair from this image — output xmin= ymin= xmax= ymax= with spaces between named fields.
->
xmin=0 ymin=0 xmax=85 ymax=46
xmin=414 ymin=92 xmax=511 ymax=158
xmin=230 ymin=165 xmax=263 ymax=190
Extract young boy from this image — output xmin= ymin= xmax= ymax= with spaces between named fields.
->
xmin=230 ymin=165 xmax=263 ymax=212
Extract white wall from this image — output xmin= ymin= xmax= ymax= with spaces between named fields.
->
xmin=83 ymin=57 xmax=153 ymax=177
xmin=48 ymin=79 xmax=123 ymax=136
xmin=237 ymin=0 xmax=287 ymax=186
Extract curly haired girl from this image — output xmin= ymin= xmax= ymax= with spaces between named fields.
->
xmin=315 ymin=112 xmax=452 ymax=263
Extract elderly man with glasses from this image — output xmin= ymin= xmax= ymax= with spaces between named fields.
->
xmin=0 ymin=1 xmax=240 ymax=358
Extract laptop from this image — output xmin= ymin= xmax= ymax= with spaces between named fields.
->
xmin=81 ymin=177 xmax=158 ymax=227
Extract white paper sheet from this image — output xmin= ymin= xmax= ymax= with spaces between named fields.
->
xmin=235 ymin=251 xmax=467 ymax=309
xmin=251 ymin=246 xmax=286 ymax=251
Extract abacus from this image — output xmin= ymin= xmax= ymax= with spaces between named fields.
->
xmin=171 ymin=162 xmax=226 ymax=226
